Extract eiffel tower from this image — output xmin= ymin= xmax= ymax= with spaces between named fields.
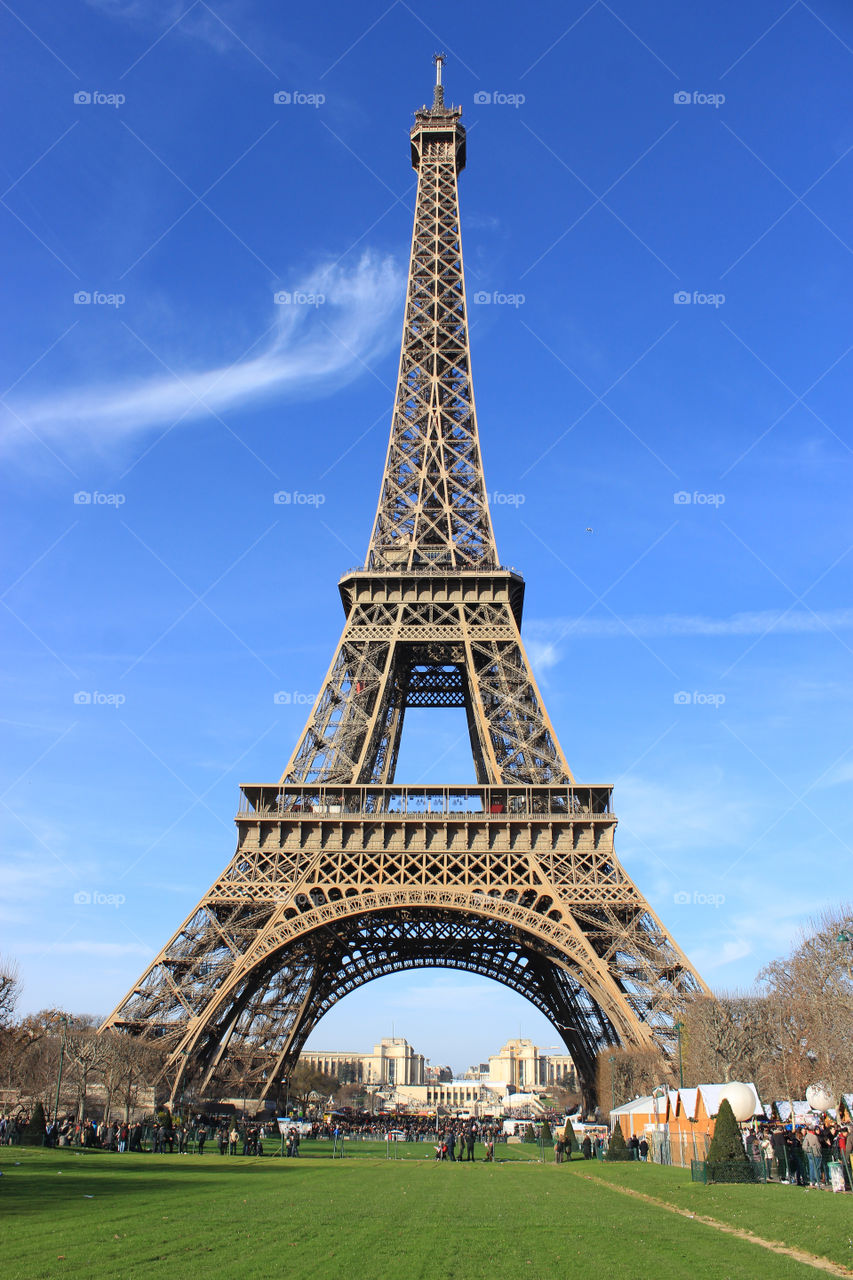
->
xmin=102 ymin=57 xmax=707 ymax=1107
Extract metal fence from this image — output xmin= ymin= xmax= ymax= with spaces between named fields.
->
xmin=691 ymin=1156 xmax=769 ymax=1184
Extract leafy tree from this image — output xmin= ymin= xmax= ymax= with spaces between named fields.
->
xmin=706 ymin=1097 xmax=747 ymax=1163
xmin=22 ymin=1100 xmax=46 ymax=1146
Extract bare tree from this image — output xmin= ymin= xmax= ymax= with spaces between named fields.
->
xmin=63 ymin=1019 xmax=108 ymax=1120
xmin=100 ymin=1032 xmax=162 ymax=1123
xmin=2 ymin=1009 xmax=69 ymax=1112
xmin=289 ymin=1062 xmax=339 ymax=1108
xmin=681 ymin=991 xmax=779 ymax=1092
xmin=0 ymin=955 xmax=21 ymax=1028
xmin=595 ymin=1046 xmax=671 ymax=1116
xmin=758 ymin=904 xmax=853 ymax=1099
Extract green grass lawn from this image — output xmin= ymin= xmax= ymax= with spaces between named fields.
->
xmin=2 ymin=1143 xmax=850 ymax=1280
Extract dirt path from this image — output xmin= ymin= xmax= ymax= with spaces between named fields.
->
xmin=575 ymin=1171 xmax=853 ymax=1278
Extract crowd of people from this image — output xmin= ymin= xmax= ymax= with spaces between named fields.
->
xmin=0 ymin=1110 xmax=518 ymax=1159
xmin=746 ymin=1122 xmax=852 ymax=1188
xmin=6 ymin=1107 xmax=850 ymax=1190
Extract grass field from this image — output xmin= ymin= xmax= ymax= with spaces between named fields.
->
xmin=3 ymin=1142 xmax=852 ymax=1279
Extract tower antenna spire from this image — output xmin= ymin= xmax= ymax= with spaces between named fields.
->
xmin=432 ymin=50 xmax=446 ymax=110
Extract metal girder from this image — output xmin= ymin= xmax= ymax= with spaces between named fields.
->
xmin=99 ymin=64 xmax=709 ymax=1108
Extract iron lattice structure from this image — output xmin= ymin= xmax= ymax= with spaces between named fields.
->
xmin=101 ymin=63 xmax=708 ymax=1107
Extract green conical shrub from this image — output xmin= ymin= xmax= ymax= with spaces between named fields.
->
xmin=23 ymin=1101 xmax=46 ymax=1146
xmin=707 ymin=1097 xmax=747 ymax=1163
xmin=563 ymin=1116 xmax=578 ymax=1153
xmin=606 ymin=1122 xmax=632 ymax=1160
xmin=523 ymin=1123 xmax=536 ymax=1144
xmin=539 ymin=1119 xmax=552 ymax=1144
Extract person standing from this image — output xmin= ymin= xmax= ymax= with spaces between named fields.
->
xmin=554 ymin=1137 xmax=564 ymax=1164
xmin=466 ymin=1128 xmax=476 ymax=1162
xmin=802 ymin=1128 xmax=821 ymax=1187
xmin=196 ymin=1123 xmax=207 ymax=1155
xmin=447 ymin=1129 xmax=456 ymax=1162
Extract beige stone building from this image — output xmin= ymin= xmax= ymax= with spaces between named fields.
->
xmin=299 ymin=1037 xmax=424 ymax=1087
xmin=485 ymin=1038 xmax=577 ymax=1092
xmin=392 ymin=1079 xmax=505 ymax=1115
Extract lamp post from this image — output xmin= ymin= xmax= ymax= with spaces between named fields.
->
xmin=52 ymin=1015 xmax=68 ymax=1127
xmin=178 ymin=1047 xmax=189 ymax=1126
xmin=651 ymin=1085 xmax=667 ymax=1163
xmin=674 ymin=1021 xmax=685 ymax=1089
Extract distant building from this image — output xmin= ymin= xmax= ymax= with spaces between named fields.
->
xmin=487 ymin=1038 xmax=577 ymax=1092
xmin=299 ymin=1037 xmax=424 ymax=1087
xmin=392 ymin=1079 xmax=505 ymax=1116
xmin=425 ymin=1064 xmax=453 ymax=1083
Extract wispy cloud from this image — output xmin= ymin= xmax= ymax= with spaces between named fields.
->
xmin=15 ymin=939 xmax=151 ymax=958
xmin=527 ymin=608 xmax=853 ymax=643
xmin=693 ymin=938 xmax=752 ymax=972
xmin=3 ymin=251 xmax=403 ymax=456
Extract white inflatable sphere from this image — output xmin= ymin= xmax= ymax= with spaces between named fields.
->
xmin=805 ymin=1084 xmax=833 ymax=1113
xmin=720 ymin=1082 xmax=755 ymax=1122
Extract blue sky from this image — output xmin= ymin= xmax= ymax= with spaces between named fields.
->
xmin=1 ymin=0 xmax=851 ymax=1076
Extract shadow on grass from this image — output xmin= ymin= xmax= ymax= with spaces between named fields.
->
xmin=2 ymin=1143 xmax=553 ymax=1216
